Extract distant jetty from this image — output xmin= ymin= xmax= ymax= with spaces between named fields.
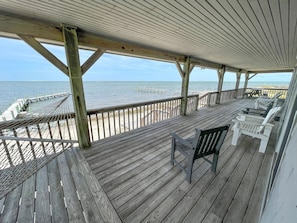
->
xmin=136 ymin=87 xmax=166 ymax=93
xmin=0 ymin=92 xmax=70 ymax=121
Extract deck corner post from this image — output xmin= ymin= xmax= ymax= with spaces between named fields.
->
xmin=235 ymin=71 xmax=242 ymax=98
xmin=207 ymin=93 xmax=211 ymax=106
xmin=194 ymin=94 xmax=199 ymax=111
xmin=180 ymin=57 xmax=191 ymax=115
xmin=62 ymin=24 xmax=91 ymax=149
xmin=243 ymin=72 xmax=250 ymax=97
xmin=216 ymin=66 xmax=225 ymax=104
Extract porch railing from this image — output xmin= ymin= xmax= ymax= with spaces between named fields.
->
xmin=0 ymin=87 xmax=288 ymax=198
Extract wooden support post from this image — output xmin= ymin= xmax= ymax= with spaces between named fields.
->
xmin=176 ymin=57 xmax=192 ymax=115
xmin=62 ymin=25 xmax=91 ymax=149
xmin=243 ymin=72 xmax=250 ymax=97
xmin=216 ymin=66 xmax=225 ymax=104
xmin=194 ymin=95 xmax=199 ymax=111
xmin=235 ymin=71 xmax=241 ymax=98
xmin=207 ymin=93 xmax=211 ymax=106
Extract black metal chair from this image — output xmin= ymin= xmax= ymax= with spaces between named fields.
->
xmin=170 ymin=124 xmax=230 ymax=183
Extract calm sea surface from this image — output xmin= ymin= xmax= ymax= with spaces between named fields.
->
xmin=0 ymin=81 xmax=289 ymax=114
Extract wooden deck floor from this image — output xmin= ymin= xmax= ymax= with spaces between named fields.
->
xmin=83 ymin=98 xmax=275 ymax=223
xmin=0 ymin=98 xmax=275 ymax=222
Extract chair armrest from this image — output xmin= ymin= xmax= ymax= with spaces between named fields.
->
xmin=232 ymin=119 xmax=274 ymax=134
xmin=171 ymin=133 xmax=193 ymax=148
xmin=237 ymin=114 xmax=264 ymax=123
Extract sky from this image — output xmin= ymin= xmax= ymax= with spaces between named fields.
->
xmin=0 ymin=37 xmax=293 ymax=83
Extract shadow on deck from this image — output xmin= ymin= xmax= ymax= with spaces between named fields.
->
xmin=0 ymin=98 xmax=276 ymax=223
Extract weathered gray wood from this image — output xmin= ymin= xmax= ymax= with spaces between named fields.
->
xmin=216 ymin=65 xmax=225 ymax=104
xmin=235 ymin=71 xmax=241 ymax=98
xmin=47 ymin=158 xmax=68 ymax=222
xmin=0 ymin=197 xmax=5 ymax=214
xmin=142 ymin=134 xmax=234 ymax=222
xmin=0 ymin=184 xmax=22 ymax=223
xmin=81 ymin=48 xmax=105 ymax=75
xmin=243 ymin=72 xmax=249 ymax=97
xmin=222 ymin=151 xmax=266 ymax=222
xmin=17 ymin=174 xmax=35 ymax=222
xmin=57 ymin=152 xmax=86 ymax=223
xmin=180 ymin=57 xmax=191 ymax=115
xmin=182 ymin=140 xmax=256 ymax=223
xmin=202 ymin=140 xmax=263 ymax=222
xmin=72 ymin=148 xmax=122 ymax=223
xmin=162 ymin=136 xmax=246 ymax=223
xmin=64 ymin=149 xmax=104 ymax=223
xmin=242 ymin=153 xmax=274 ymax=223
xmin=62 ymin=24 xmax=91 ymax=149
xmin=35 ymin=165 xmax=51 ymax=223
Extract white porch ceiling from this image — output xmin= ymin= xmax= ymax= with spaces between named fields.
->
xmin=0 ymin=0 xmax=296 ymax=73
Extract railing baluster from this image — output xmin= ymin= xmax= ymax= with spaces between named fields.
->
xmin=25 ymin=126 xmax=36 ymax=159
xmin=37 ymin=124 xmax=46 ymax=156
xmin=0 ymin=130 xmax=13 ymax=166
xmin=88 ymin=115 xmax=94 ymax=142
xmin=95 ymin=113 xmax=100 ymax=140
xmin=101 ymin=113 xmax=106 ymax=138
xmin=13 ymin=128 xmax=25 ymax=163
xmin=47 ymin=122 xmax=55 ymax=153
xmin=57 ymin=120 xmax=64 ymax=150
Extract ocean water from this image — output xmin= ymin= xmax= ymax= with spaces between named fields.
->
xmin=0 ymin=81 xmax=289 ymax=114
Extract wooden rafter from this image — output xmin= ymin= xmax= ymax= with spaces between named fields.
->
xmin=81 ymin=48 xmax=105 ymax=75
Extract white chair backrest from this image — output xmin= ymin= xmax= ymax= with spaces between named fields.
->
xmin=272 ymin=92 xmax=282 ymax=100
xmin=258 ymin=107 xmax=282 ymax=133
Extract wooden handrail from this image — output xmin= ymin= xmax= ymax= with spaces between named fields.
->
xmin=0 ymin=87 xmax=288 ymax=166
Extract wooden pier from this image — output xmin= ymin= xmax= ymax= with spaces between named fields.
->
xmin=0 ymin=92 xmax=70 ymax=121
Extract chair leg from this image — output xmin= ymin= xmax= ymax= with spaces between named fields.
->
xmin=259 ymin=139 xmax=269 ymax=153
xmin=231 ymin=128 xmax=240 ymax=146
xmin=211 ymin=153 xmax=219 ymax=173
xmin=186 ymin=159 xmax=194 ymax=183
xmin=170 ymin=138 xmax=175 ymax=165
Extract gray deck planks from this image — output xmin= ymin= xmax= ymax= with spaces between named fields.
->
xmin=202 ymin=139 xmax=263 ymax=222
xmin=242 ymin=153 xmax=274 ymax=223
xmin=142 ymin=134 xmax=236 ymax=222
xmin=0 ymin=184 xmax=22 ymax=223
xmin=48 ymin=157 xmax=68 ymax=222
xmin=35 ymin=165 xmax=51 ymax=223
xmin=0 ymin=197 xmax=5 ymax=215
xmin=57 ymin=152 xmax=86 ymax=223
xmin=72 ymin=148 xmax=122 ymax=223
xmin=222 ymin=148 xmax=266 ymax=222
xmin=64 ymin=149 xmax=105 ymax=223
xmin=17 ymin=174 xmax=35 ymax=222
xmin=162 ymin=136 xmax=252 ymax=223
xmin=180 ymin=140 xmax=256 ymax=223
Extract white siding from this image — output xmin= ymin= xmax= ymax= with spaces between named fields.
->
xmin=261 ymin=68 xmax=297 ymax=223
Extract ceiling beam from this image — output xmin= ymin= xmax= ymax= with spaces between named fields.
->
xmin=0 ymin=11 xmax=291 ymax=74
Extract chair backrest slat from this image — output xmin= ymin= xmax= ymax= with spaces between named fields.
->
xmin=194 ymin=125 xmax=230 ymax=159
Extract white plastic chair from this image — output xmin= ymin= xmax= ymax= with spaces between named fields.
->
xmin=254 ymin=92 xmax=282 ymax=110
xmin=231 ymin=107 xmax=282 ymax=153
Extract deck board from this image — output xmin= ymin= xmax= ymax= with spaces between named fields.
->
xmin=35 ymin=165 xmax=51 ymax=223
xmin=0 ymin=98 xmax=276 ymax=222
